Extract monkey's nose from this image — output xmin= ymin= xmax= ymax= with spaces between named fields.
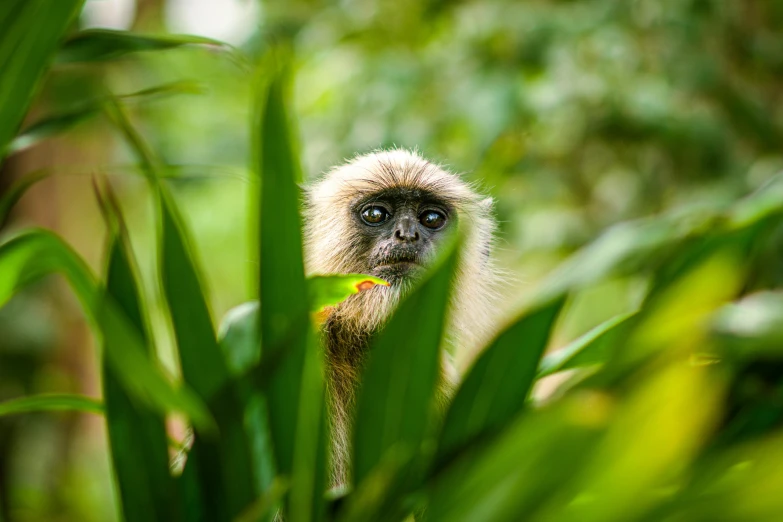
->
xmin=394 ymin=217 xmax=420 ymax=242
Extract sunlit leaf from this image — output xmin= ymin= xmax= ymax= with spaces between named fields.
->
xmin=0 ymin=393 xmax=102 ymax=416
xmin=538 ymin=364 xmax=723 ymax=522
xmin=427 ymin=396 xmax=605 ymax=522
xmin=309 ymin=274 xmax=389 ymax=314
xmin=537 ymin=311 xmax=637 ymax=378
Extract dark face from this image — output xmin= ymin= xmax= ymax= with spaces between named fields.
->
xmin=352 ymin=188 xmax=454 ymax=285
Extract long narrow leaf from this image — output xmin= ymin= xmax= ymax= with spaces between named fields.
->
xmin=56 ymin=29 xmax=225 ymax=63
xmin=255 ymin=58 xmax=327 ymax=522
xmin=104 ymin=92 xmax=258 ymax=520
xmin=350 ymin=236 xmax=460 ymax=518
xmin=0 ymin=0 xmax=84 ymax=162
xmin=0 ymin=229 xmax=211 ymax=428
xmin=159 ymin=189 xmax=256 ymax=522
xmin=0 ymin=394 xmax=102 ymax=416
xmin=103 ymin=228 xmax=179 ymax=522
xmin=436 ymin=296 xmax=565 ymax=467
xmin=537 ymin=311 xmax=637 ymax=378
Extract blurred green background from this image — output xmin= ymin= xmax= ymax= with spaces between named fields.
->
xmin=1 ymin=0 xmax=782 ymax=521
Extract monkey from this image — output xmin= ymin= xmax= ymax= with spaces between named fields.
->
xmin=303 ymin=148 xmax=500 ymax=486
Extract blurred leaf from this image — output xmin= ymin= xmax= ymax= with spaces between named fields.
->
xmin=623 ymin=252 xmax=743 ymax=368
xmin=0 ymin=170 xmax=49 ymax=227
xmin=0 ymin=393 xmax=102 ymax=416
xmin=56 ymin=29 xmax=225 ymax=63
xmin=159 ymin=189 xmax=256 ymax=521
xmin=427 ymin=396 xmax=606 ymax=522
xmin=537 ymin=364 xmax=724 ymax=522
xmin=0 ymin=229 xmax=212 ymax=428
xmin=219 ymin=301 xmax=262 ymax=375
xmin=102 ymin=227 xmax=179 ymax=522
xmin=729 ymin=173 xmax=783 ymax=228
xmin=712 ymin=291 xmax=783 ymax=357
xmin=254 ymin=56 xmax=327 ymax=522
xmin=0 ymin=0 xmax=84 ymax=162
xmin=7 ymin=81 xmax=203 ymax=156
xmin=535 ymin=216 xmax=699 ymax=301
xmin=309 ymin=274 xmax=389 ymax=314
xmin=675 ymin=430 xmax=783 ymax=521
xmin=349 ymin=236 xmax=460 ymax=520
xmin=537 ymin=311 xmax=637 ymax=378
xmin=436 ymin=296 xmax=565 ymax=467
xmin=7 ymin=107 xmax=99 ymax=156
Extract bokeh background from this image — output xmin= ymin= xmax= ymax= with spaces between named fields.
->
xmin=1 ymin=1 xmax=782 ymax=520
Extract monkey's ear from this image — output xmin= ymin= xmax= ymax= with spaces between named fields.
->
xmin=479 ymin=196 xmax=494 ymax=211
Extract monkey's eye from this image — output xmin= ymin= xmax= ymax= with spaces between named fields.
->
xmin=360 ymin=205 xmax=391 ymax=225
xmin=420 ymin=210 xmax=446 ymax=230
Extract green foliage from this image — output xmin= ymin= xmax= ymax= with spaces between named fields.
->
xmin=0 ymin=0 xmax=84 ymax=161
xmin=3 ymin=3 xmax=783 ymax=522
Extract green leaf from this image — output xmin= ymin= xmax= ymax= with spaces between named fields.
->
xmin=159 ymin=189 xmax=256 ymax=521
xmin=218 ymin=301 xmax=262 ymax=374
xmin=0 ymin=0 xmax=84 ymax=163
xmin=540 ymin=364 xmax=722 ymax=522
xmin=0 ymin=394 xmax=102 ymax=416
xmin=102 ymin=227 xmax=179 ymax=522
xmin=0 ymin=229 xmax=212 ymax=429
xmin=56 ymin=29 xmax=225 ymax=63
xmin=537 ymin=311 xmax=637 ymax=378
xmin=309 ymin=274 xmax=390 ymax=314
xmin=6 ymin=81 xmax=203 ymax=157
xmin=7 ymin=108 xmax=99 ymax=156
xmin=105 ymin=89 xmax=257 ymax=520
xmin=350 ymin=235 xmax=460 ymax=518
xmin=435 ymin=296 xmax=565 ymax=467
xmin=426 ymin=399 xmax=602 ymax=522
xmin=254 ymin=57 xmax=327 ymax=522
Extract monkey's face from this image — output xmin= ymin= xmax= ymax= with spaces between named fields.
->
xmin=352 ymin=187 xmax=454 ymax=286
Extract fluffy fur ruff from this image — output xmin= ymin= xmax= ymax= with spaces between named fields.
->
xmin=304 ymin=149 xmax=499 ymax=486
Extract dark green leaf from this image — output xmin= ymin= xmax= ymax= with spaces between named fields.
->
xmin=103 ymin=227 xmax=179 ymax=522
xmin=0 ymin=394 xmax=102 ymax=416
xmin=0 ymin=0 xmax=84 ymax=162
xmin=159 ymin=189 xmax=256 ymax=521
xmin=56 ymin=29 xmax=225 ymax=63
xmin=255 ymin=57 xmax=327 ymax=522
xmin=351 ymin=236 xmax=460 ymax=509
xmin=436 ymin=297 xmax=565 ymax=467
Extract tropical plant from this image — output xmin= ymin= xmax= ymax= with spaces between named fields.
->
xmin=2 ymin=2 xmax=783 ymax=522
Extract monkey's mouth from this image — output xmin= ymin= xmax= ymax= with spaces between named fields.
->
xmin=372 ymin=253 xmax=424 ymax=281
